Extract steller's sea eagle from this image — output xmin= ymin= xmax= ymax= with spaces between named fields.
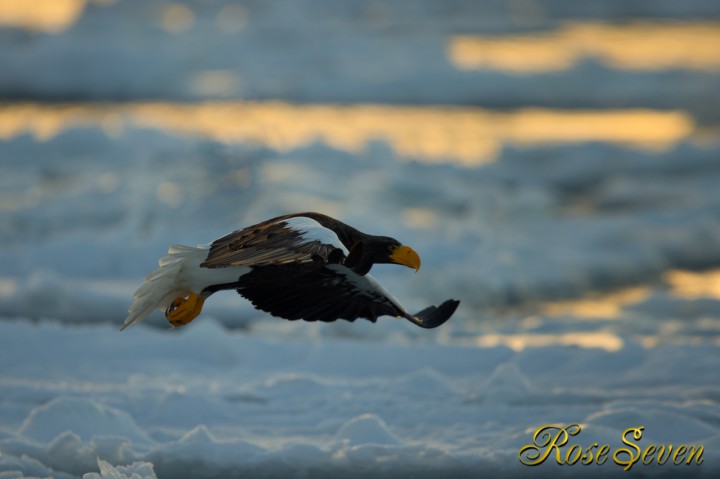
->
xmin=122 ymin=212 xmax=459 ymax=331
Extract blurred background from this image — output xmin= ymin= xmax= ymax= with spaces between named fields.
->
xmin=1 ymin=0 xmax=720 ymax=348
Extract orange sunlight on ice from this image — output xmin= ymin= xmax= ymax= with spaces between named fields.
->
xmin=0 ymin=0 xmax=88 ymax=33
xmin=0 ymin=102 xmax=695 ymax=165
xmin=664 ymin=268 xmax=720 ymax=300
xmin=162 ymin=3 xmax=194 ymax=34
xmin=540 ymin=286 xmax=651 ymax=319
xmin=475 ymin=331 xmax=624 ymax=352
xmin=449 ymin=21 xmax=720 ymax=72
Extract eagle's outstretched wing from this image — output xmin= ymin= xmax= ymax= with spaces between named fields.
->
xmin=235 ymin=263 xmax=458 ymax=329
xmin=201 ymin=216 xmax=348 ymax=268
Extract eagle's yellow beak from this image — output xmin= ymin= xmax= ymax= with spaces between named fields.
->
xmin=389 ymin=245 xmax=421 ymax=272
xmin=165 ymin=292 xmax=205 ymax=327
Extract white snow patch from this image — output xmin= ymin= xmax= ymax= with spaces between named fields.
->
xmin=83 ymin=459 xmax=157 ymax=479
xmin=18 ymin=397 xmax=152 ymax=445
xmin=333 ymin=414 xmax=403 ymax=447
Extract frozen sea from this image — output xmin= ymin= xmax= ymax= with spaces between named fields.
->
xmin=1 ymin=1 xmax=720 ymax=478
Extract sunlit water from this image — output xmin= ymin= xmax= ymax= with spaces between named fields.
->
xmin=449 ymin=21 xmax=720 ymax=73
xmin=0 ymin=102 xmax=698 ymax=165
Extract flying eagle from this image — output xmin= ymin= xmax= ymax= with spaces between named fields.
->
xmin=122 ymin=212 xmax=459 ymax=331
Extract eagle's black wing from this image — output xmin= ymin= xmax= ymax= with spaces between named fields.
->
xmin=235 ymin=263 xmax=458 ymax=328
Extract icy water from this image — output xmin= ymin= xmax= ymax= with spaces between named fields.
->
xmin=1 ymin=1 xmax=720 ymax=478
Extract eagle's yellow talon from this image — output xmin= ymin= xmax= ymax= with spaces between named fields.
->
xmin=165 ymin=292 xmax=205 ymax=327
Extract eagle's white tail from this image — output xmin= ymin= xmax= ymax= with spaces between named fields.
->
xmin=121 ymin=244 xmax=208 ymax=330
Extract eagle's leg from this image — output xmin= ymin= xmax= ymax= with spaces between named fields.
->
xmin=165 ymin=292 xmax=205 ymax=327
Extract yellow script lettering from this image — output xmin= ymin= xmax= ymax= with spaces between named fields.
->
xmin=656 ymin=444 xmax=671 ymax=465
xmin=518 ymin=424 xmax=580 ymax=466
xmin=685 ymin=445 xmax=704 ymax=465
xmin=672 ymin=445 xmax=687 ymax=465
xmin=641 ymin=444 xmax=656 ymax=465
xmin=613 ymin=426 xmax=643 ymax=471
xmin=596 ymin=444 xmax=610 ymax=464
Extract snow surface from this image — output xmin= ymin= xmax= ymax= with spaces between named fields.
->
xmin=1 ymin=1 xmax=720 ymax=478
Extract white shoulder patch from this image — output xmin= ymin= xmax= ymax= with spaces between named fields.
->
xmin=283 ymin=216 xmax=349 ymax=254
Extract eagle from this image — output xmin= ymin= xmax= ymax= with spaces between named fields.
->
xmin=122 ymin=212 xmax=459 ymax=331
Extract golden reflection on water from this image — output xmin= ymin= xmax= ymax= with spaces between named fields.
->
xmin=664 ymin=268 xmax=720 ymax=300
xmin=162 ymin=3 xmax=194 ymax=34
xmin=0 ymin=0 xmax=88 ymax=32
xmin=475 ymin=331 xmax=624 ymax=352
xmin=0 ymin=102 xmax=695 ymax=165
xmin=449 ymin=22 xmax=720 ymax=72
xmin=540 ymin=286 xmax=650 ymax=319
xmin=2 ymin=4 xmax=717 ymax=75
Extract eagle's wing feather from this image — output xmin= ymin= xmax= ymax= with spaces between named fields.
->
xmin=201 ymin=217 xmax=347 ymax=268
xmin=235 ymin=263 xmax=457 ymax=328
xmin=235 ymin=263 xmax=402 ymax=323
